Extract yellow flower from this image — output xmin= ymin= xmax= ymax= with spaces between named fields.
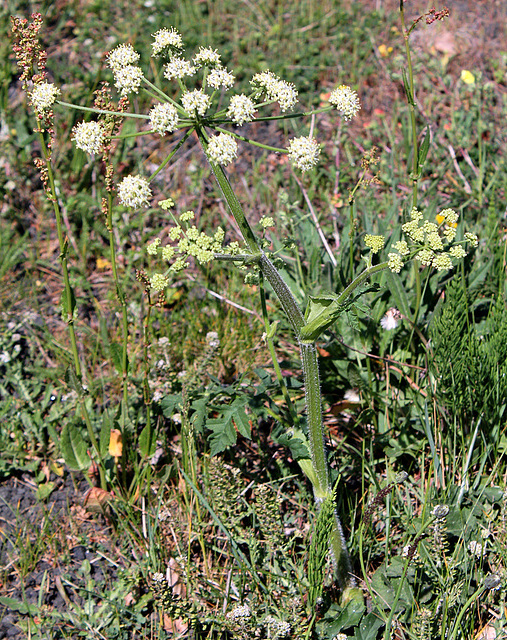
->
xmin=460 ymin=70 xmax=475 ymax=85
xmin=378 ymin=44 xmax=393 ymax=58
xmin=109 ymin=429 xmax=123 ymax=458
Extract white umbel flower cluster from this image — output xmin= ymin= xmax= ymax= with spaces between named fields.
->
xmin=207 ymin=133 xmax=238 ymax=166
xmin=113 ymin=65 xmax=143 ymax=96
xmin=107 ymin=44 xmax=140 ymax=72
xmin=287 ymin=136 xmax=321 ymax=172
xmin=207 ymin=67 xmax=235 ymax=90
xmin=72 ymin=121 xmax=106 ymax=155
xmin=329 ymin=85 xmax=361 ymax=120
xmin=251 ymin=70 xmax=298 ymax=111
xmin=29 ymin=82 xmax=61 ymax=115
xmin=149 ymin=103 xmax=179 ymax=135
xmin=118 ymin=175 xmax=152 ymax=208
xmin=193 ymin=46 xmax=221 ymax=68
xmin=181 ymin=89 xmax=211 ymax=117
xmin=151 ymin=27 xmax=184 ymax=57
xmin=227 ymin=94 xmax=257 ymax=125
xmin=163 ymin=57 xmax=196 ymax=80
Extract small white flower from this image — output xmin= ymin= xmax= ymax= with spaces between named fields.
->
xmin=193 ymin=46 xmax=221 ymax=68
xmin=181 ymin=89 xmax=211 ymax=117
xmin=29 ymin=82 xmax=61 ymax=115
xmin=72 ymin=121 xmax=106 ymax=155
xmin=226 ymin=604 xmax=251 ymax=623
xmin=113 ymin=65 xmax=144 ymax=95
xmin=227 ymin=94 xmax=256 ymax=125
xmin=468 ymin=540 xmax=486 ymax=558
xmin=152 ymin=27 xmax=183 ymax=57
xmin=380 ymin=307 xmax=401 ymax=330
xmin=163 ymin=57 xmax=195 ymax=80
xmin=207 ymin=67 xmax=235 ymax=90
xmin=107 ymin=44 xmax=140 ymax=71
xmin=273 ymin=79 xmax=298 ymax=111
xmin=118 ymin=175 xmax=152 ymax=208
xmin=329 ymin=85 xmax=361 ymax=120
xmin=149 ymin=102 xmax=179 ymax=134
xmin=206 ymin=331 xmax=220 ymax=348
xmin=206 ymin=133 xmax=238 ymax=166
xmin=287 ymin=136 xmax=320 ymax=172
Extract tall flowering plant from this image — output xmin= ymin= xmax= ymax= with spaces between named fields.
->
xmin=12 ymin=9 xmax=476 ymax=598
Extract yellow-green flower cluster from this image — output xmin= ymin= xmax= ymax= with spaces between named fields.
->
xmin=259 ymin=216 xmax=274 ymax=228
xmin=364 ymin=234 xmax=385 ymax=254
xmin=387 ymin=206 xmax=478 ymax=273
xmin=147 ymin=211 xmax=225 ymax=276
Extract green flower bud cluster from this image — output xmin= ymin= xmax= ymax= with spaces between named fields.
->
xmin=146 ymin=209 xmax=229 ymax=290
xmin=387 ymin=207 xmax=478 ymax=273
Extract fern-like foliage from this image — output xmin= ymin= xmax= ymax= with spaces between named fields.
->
xmin=430 ymin=278 xmax=507 ymax=434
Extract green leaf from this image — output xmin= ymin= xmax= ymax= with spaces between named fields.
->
xmin=139 ymin=423 xmax=156 ymax=458
xmin=64 ymin=366 xmax=83 ymax=395
xmin=353 ymin=612 xmax=384 ymax=640
xmin=160 ymin=393 xmax=183 ymax=418
xmin=321 ymin=599 xmax=366 ymax=636
xmin=301 ymin=292 xmax=344 ymax=342
xmin=272 ymin=425 xmax=310 ymax=461
xmin=0 ymin=596 xmax=39 ymax=615
xmin=208 ymin=418 xmax=237 ymax=455
xmin=418 ymin=126 xmax=431 ymax=168
xmin=60 ymin=421 xmax=90 ymax=471
xmin=109 ymin=342 xmax=123 ymax=374
xmin=36 ymin=482 xmax=55 ymax=501
xmin=60 ymin=285 xmax=76 ymax=322
xmin=207 ymin=397 xmax=252 ymax=455
xmin=401 ymin=68 xmax=414 ymax=105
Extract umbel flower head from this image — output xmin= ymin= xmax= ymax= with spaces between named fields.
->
xmin=149 ymin=102 xmax=179 ymax=134
xmin=72 ymin=121 xmax=106 ymax=154
xmin=329 ymin=85 xmax=361 ymax=120
xmin=287 ymin=136 xmax=321 ymax=172
xmin=113 ymin=65 xmax=143 ymax=96
xmin=206 ymin=133 xmax=238 ymax=166
xmin=387 ymin=206 xmax=478 ymax=273
xmin=227 ymin=94 xmax=257 ymax=125
xmin=118 ymin=175 xmax=152 ymax=208
xmin=107 ymin=44 xmax=140 ymax=72
xmin=151 ymin=27 xmax=184 ymax=57
xmin=29 ymin=82 xmax=60 ymax=116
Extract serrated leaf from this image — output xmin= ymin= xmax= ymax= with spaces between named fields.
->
xmin=160 ymin=393 xmax=183 ymax=418
xmin=208 ymin=418 xmax=237 ymax=455
xmin=233 ymin=408 xmax=251 ymax=439
xmin=272 ymin=425 xmax=310 ymax=460
xmin=64 ymin=366 xmax=83 ymax=394
xmin=60 ymin=422 xmax=90 ymax=471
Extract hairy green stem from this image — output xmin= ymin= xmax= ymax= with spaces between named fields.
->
xmin=203 ymin=136 xmax=356 ymax=589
